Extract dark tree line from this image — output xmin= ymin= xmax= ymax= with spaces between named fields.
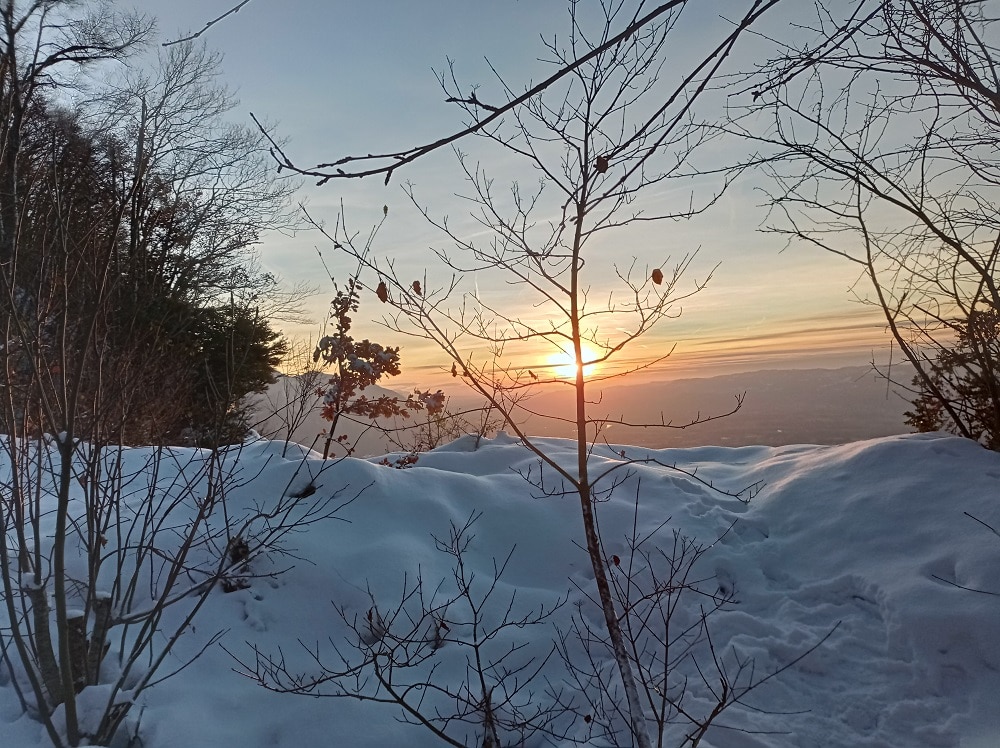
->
xmin=1 ymin=26 xmax=293 ymax=447
xmin=0 ymin=5 xmax=311 ymax=746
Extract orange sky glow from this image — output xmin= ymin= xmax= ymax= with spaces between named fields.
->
xmin=131 ymin=0 xmax=907 ymax=396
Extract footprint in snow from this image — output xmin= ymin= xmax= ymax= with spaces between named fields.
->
xmin=728 ymin=573 xmax=964 ymax=747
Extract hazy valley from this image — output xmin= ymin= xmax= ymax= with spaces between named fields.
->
xmin=255 ymin=365 xmax=915 ymax=455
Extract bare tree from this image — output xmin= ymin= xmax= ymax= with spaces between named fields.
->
xmin=0 ymin=406 xmax=362 ymax=746
xmin=249 ymin=1 xmax=789 ymax=187
xmin=235 ymin=512 xmax=575 ymax=748
xmin=174 ymin=2 xmax=786 ymax=193
xmin=0 ymin=0 xmax=150 ymax=267
xmin=86 ymin=39 xmax=299 ymax=305
xmin=326 ymin=3 xmax=787 ymax=745
xmin=0 ymin=5 xmax=152 ymax=744
xmin=306 ymin=209 xmax=454 ymax=460
xmin=0 ymin=5 xmax=349 ymax=746
xmin=558 ymin=478 xmax=837 ymax=747
xmin=71 ymin=37 xmax=300 ymax=446
xmin=380 ymin=395 xmax=504 ymax=456
xmin=740 ymin=0 xmax=1000 ymax=447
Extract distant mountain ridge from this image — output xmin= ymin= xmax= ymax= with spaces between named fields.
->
xmin=252 ymin=365 xmax=915 ymax=455
xmin=510 ymin=365 xmax=914 ymax=448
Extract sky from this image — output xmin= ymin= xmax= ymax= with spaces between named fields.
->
xmin=124 ymin=0 xmax=894 ymax=389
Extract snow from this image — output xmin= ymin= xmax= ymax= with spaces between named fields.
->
xmin=2 ymin=431 xmax=998 ymax=747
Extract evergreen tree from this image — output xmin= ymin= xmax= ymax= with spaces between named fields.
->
xmin=906 ymin=307 xmax=1000 ymax=450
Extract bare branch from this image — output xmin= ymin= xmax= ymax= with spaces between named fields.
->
xmin=162 ymin=0 xmax=255 ymax=46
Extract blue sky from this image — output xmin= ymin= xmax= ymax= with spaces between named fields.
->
xmin=126 ymin=0 xmax=891 ymax=388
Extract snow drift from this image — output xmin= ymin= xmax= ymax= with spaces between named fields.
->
xmin=1 ymin=432 xmax=997 ymax=747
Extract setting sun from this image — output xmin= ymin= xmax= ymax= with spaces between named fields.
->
xmin=546 ymin=343 xmax=601 ymax=380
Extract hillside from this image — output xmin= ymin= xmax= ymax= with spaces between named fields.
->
xmin=2 ymin=431 xmax=996 ymax=747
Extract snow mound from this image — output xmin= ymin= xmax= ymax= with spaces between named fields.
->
xmin=2 ymin=432 xmax=996 ymax=747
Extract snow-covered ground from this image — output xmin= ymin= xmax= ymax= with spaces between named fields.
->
xmin=2 ymin=432 xmax=998 ymax=747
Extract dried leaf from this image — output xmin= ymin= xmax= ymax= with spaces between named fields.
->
xmin=412 ymin=280 xmax=422 ymax=296
xmin=383 ymin=204 xmax=389 ymax=216
xmin=651 ymin=268 xmax=664 ymax=285
xmin=376 ymin=281 xmax=389 ymax=303
xmin=595 ymin=155 xmax=609 ymax=173
xmin=451 ymin=362 xmax=458 ymax=377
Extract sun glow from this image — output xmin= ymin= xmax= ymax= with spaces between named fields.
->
xmin=546 ymin=343 xmax=601 ymax=380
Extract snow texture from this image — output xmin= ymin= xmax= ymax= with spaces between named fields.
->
xmin=1 ymin=432 xmax=997 ymax=747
